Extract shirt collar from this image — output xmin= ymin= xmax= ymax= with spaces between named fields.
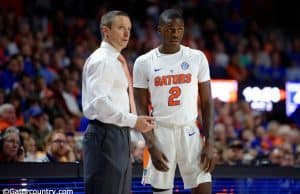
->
xmin=100 ymin=41 xmax=120 ymax=59
xmin=155 ymin=45 xmax=183 ymax=57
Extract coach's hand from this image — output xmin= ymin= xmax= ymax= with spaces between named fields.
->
xmin=149 ymin=145 xmax=169 ymax=172
xmin=200 ymin=143 xmax=216 ymax=173
xmin=135 ymin=116 xmax=155 ymax=133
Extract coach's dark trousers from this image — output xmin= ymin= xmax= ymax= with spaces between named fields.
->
xmin=83 ymin=120 xmax=132 ymax=194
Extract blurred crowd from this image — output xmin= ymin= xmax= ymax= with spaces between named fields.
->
xmin=0 ymin=0 xmax=299 ymax=166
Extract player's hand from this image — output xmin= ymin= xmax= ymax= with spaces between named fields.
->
xmin=148 ymin=145 xmax=169 ymax=172
xmin=134 ymin=116 xmax=155 ymax=133
xmin=200 ymin=142 xmax=216 ymax=173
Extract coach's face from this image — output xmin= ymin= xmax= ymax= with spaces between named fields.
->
xmin=158 ymin=18 xmax=184 ymax=48
xmin=105 ymin=15 xmax=131 ymax=52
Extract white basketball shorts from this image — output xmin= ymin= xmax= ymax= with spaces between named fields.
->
xmin=142 ymin=122 xmax=211 ymax=189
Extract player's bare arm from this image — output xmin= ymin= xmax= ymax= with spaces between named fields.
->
xmin=134 ymin=88 xmax=169 ymax=171
xmin=198 ymin=81 xmax=216 ymax=173
xmin=134 ymin=88 xmax=156 ymax=147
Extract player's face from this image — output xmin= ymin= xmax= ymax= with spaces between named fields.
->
xmin=158 ymin=18 xmax=184 ymax=48
xmin=104 ymin=15 xmax=131 ymax=51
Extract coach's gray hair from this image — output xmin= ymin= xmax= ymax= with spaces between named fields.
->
xmin=100 ymin=10 xmax=129 ymax=28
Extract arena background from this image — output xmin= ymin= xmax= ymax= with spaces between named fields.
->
xmin=0 ymin=0 xmax=300 ymax=193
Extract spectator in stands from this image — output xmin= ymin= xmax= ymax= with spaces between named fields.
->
xmin=39 ymin=130 xmax=75 ymax=162
xmin=38 ymin=51 xmax=58 ymax=85
xmin=36 ymin=76 xmax=53 ymax=99
xmin=214 ymin=123 xmax=227 ymax=146
xmin=261 ymin=121 xmax=283 ymax=152
xmin=50 ymin=115 xmax=65 ymax=131
xmin=223 ymin=140 xmax=244 ymax=165
xmin=267 ymin=148 xmax=283 ymax=166
xmin=213 ymin=41 xmax=229 ymax=69
xmin=0 ymin=54 xmax=24 ymax=93
xmin=23 ymin=135 xmax=40 ymax=162
xmin=41 ymin=90 xmax=66 ymax=124
xmin=7 ymin=93 xmax=25 ymax=126
xmin=248 ymin=35 xmax=271 ymax=68
xmin=0 ymin=126 xmax=24 ymax=162
xmin=226 ymin=54 xmax=248 ymax=82
xmin=20 ymin=74 xmax=38 ymax=99
xmin=214 ymin=142 xmax=225 ymax=165
xmin=24 ymin=105 xmax=50 ymax=151
xmin=61 ymin=78 xmax=82 ymax=118
xmin=0 ymin=103 xmax=18 ymax=132
xmin=241 ymin=129 xmax=258 ymax=164
xmin=279 ymin=143 xmax=295 ymax=166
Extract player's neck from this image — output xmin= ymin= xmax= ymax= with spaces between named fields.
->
xmin=159 ymin=45 xmax=180 ymax=54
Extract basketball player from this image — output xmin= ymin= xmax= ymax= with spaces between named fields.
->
xmin=133 ymin=9 xmax=215 ymax=194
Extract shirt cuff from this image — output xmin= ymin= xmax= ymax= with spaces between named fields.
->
xmin=125 ymin=113 xmax=138 ymax=128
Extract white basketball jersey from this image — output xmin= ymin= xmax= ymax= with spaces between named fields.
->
xmin=133 ymin=45 xmax=210 ymax=125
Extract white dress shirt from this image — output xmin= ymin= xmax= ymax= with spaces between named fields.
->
xmin=82 ymin=41 xmax=137 ymax=128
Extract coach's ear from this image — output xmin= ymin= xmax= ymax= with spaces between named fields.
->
xmin=101 ymin=26 xmax=109 ymax=39
xmin=101 ymin=26 xmax=107 ymax=32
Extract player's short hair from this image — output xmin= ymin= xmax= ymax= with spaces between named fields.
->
xmin=158 ymin=9 xmax=183 ymax=26
xmin=100 ymin=10 xmax=129 ymax=28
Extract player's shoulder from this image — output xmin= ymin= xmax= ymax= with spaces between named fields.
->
xmin=181 ymin=45 xmax=205 ymax=59
xmin=134 ymin=48 xmax=156 ymax=65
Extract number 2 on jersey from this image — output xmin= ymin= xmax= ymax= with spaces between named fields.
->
xmin=168 ymin=86 xmax=181 ymax=106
